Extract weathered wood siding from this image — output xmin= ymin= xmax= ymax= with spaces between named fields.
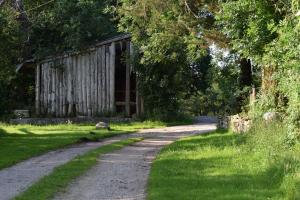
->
xmin=36 ymin=42 xmax=117 ymax=117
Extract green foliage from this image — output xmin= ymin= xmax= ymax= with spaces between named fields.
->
xmin=135 ymin=53 xmax=213 ymax=119
xmin=0 ymin=5 xmax=23 ymax=117
xmin=218 ymin=0 xmax=300 ymax=139
xmin=28 ymin=0 xmax=117 ymax=57
xmin=115 ymin=1 xmax=222 ymax=118
xmin=181 ymin=49 xmax=255 ymax=116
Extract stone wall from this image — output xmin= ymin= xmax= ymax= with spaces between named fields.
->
xmin=218 ymin=114 xmax=252 ymax=133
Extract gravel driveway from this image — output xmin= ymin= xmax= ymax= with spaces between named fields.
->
xmin=53 ymin=123 xmax=216 ymax=200
xmin=0 ymin=123 xmax=216 ymax=200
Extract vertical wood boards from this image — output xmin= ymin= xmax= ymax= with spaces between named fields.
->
xmin=86 ymin=53 xmax=91 ymax=117
xmin=91 ymin=50 xmax=97 ymax=115
xmin=96 ymin=48 xmax=101 ymax=115
xmin=35 ymin=64 xmax=40 ymax=115
xmin=109 ymin=42 xmax=116 ymax=113
xmin=62 ymin=58 xmax=66 ymax=116
xmin=81 ymin=55 xmax=86 ymax=115
xmin=41 ymin=64 xmax=46 ymax=114
xmin=74 ymin=55 xmax=79 ymax=115
xmin=78 ymin=55 xmax=83 ymax=115
xmin=101 ymin=46 xmax=106 ymax=112
xmin=54 ymin=63 xmax=59 ymax=117
xmin=105 ymin=45 xmax=110 ymax=112
xmin=96 ymin=48 xmax=102 ymax=115
xmin=36 ymin=38 xmax=136 ymax=117
xmin=47 ymin=63 xmax=51 ymax=115
xmin=67 ymin=56 xmax=73 ymax=116
xmin=50 ymin=63 xmax=54 ymax=115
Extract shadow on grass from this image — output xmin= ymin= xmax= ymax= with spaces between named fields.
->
xmin=0 ymin=128 xmax=8 ymax=136
xmin=148 ymin=132 xmax=284 ymax=200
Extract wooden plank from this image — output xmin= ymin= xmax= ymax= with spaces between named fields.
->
xmin=101 ymin=46 xmax=106 ymax=112
xmin=98 ymin=47 xmax=103 ymax=114
xmin=43 ymin=63 xmax=47 ymax=114
xmin=51 ymin=63 xmax=56 ymax=115
xmin=81 ymin=55 xmax=86 ymax=115
xmin=86 ymin=53 xmax=91 ymax=117
xmin=47 ymin=63 xmax=51 ymax=115
xmin=41 ymin=64 xmax=46 ymax=114
xmin=86 ymin=54 xmax=91 ymax=116
xmin=35 ymin=64 xmax=40 ymax=115
xmin=105 ymin=45 xmax=110 ymax=112
xmin=96 ymin=47 xmax=100 ymax=114
xmin=40 ymin=64 xmax=44 ymax=114
xmin=77 ymin=55 xmax=82 ymax=115
xmin=55 ymin=63 xmax=59 ymax=117
xmin=67 ymin=56 xmax=73 ymax=116
xmin=91 ymin=50 xmax=97 ymax=116
xmin=109 ymin=42 xmax=116 ymax=113
xmin=95 ymin=48 xmax=100 ymax=115
xmin=62 ymin=58 xmax=67 ymax=117
xmin=74 ymin=55 xmax=79 ymax=116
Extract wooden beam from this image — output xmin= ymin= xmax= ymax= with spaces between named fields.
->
xmin=109 ymin=42 xmax=116 ymax=113
xmin=35 ymin=64 xmax=40 ymax=115
xmin=105 ymin=45 xmax=110 ymax=112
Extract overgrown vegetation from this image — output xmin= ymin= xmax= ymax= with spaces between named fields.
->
xmin=148 ymin=127 xmax=300 ymax=200
xmin=15 ymin=138 xmax=142 ymax=200
xmin=217 ymin=0 xmax=300 ymax=140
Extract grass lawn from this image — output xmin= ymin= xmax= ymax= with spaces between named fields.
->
xmin=147 ymin=130 xmax=298 ymax=200
xmin=15 ymin=138 xmax=142 ymax=200
xmin=0 ymin=120 xmax=188 ymax=169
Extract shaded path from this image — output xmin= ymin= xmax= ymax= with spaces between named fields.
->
xmin=0 ymin=123 xmax=216 ymax=200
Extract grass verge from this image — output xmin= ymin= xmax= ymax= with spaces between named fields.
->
xmin=0 ymin=120 xmax=188 ymax=169
xmin=147 ymin=130 xmax=300 ymax=200
xmin=15 ymin=138 xmax=143 ymax=200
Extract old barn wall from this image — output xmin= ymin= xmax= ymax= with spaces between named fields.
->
xmin=35 ymin=37 xmax=129 ymax=117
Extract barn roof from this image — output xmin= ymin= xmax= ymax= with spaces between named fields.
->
xmin=16 ymin=33 xmax=131 ymax=72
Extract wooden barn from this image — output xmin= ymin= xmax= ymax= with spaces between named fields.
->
xmin=20 ymin=34 xmax=143 ymax=118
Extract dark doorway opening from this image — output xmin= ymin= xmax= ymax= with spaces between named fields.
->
xmin=114 ymin=41 xmax=136 ymax=116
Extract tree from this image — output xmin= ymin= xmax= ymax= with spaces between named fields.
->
xmin=217 ymin=0 xmax=300 ymax=138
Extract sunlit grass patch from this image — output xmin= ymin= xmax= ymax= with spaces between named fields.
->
xmin=147 ymin=131 xmax=289 ymax=200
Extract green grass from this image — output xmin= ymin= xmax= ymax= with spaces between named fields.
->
xmin=0 ymin=120 xmax=185 ymax=169
xmin=15 ymin=138 xmax=143 ymax=200
xmin=147 ymin=130 xmax=297 ymax=200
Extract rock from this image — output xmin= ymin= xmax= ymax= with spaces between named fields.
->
xmin=96 ymin=122 xmax=110 ymax=130
xmin=230 ymin=114 xmax=252 ymax=133
xmin=263 ymin=112 xmax=280 ymax=123
xmin=13 ymin=110 xmax=30 ymax=119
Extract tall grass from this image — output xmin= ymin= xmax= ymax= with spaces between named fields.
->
xmin=243 ymin=121 xmax=300 ymax=199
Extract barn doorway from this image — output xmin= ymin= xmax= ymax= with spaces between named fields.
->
xmin=114 ymin=41 xmax=136 ymax=116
